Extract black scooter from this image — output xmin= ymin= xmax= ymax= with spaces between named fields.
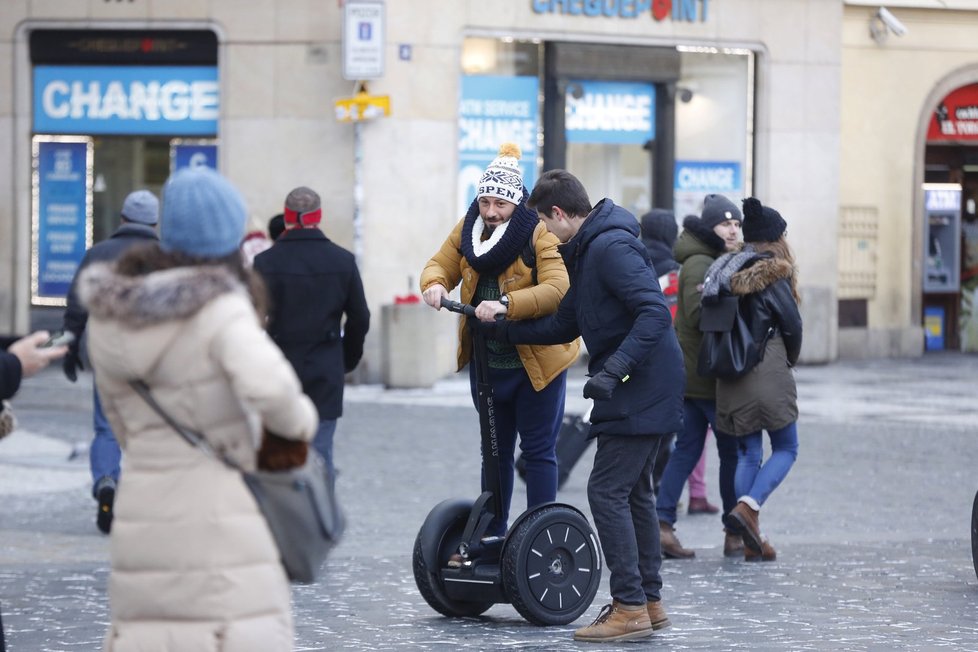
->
xmin=972 ymin=490 xmax=978 ymax=581
xmin=413 ymin=298 xmax=601 ymax=626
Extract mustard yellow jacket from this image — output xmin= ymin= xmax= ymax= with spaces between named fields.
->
xmin=420 ymin=219 xmax=580 ymax=391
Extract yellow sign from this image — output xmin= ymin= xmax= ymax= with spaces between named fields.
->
xmin=334 ymin=92 xmax=391 ymax=122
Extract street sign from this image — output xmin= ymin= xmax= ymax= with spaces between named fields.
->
xmin=334 ymin=91 xmax=391 ymax=122
xmin=343 ymin=0 xmax=384 ymax=80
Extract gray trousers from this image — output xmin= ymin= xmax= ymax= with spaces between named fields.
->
xmin=587 ymin=433 xmax=665 ymax=605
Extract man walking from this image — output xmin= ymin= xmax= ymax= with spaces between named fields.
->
xmin=254 ymin=187 xmax=370 ymax=477
xmin=62 ymin=189 xmax=159 ymax=534
xmin=482 ymin=169 xmax=685 ymax=643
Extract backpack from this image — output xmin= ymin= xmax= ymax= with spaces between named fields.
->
xmin=697 ymin=294 xmax=764 ymax=380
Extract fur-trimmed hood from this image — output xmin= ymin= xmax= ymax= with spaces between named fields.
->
xmin=729 ymin=256 xmax=795 ymax=295
xmin=79 ymin=263 xmax=245 ymax=328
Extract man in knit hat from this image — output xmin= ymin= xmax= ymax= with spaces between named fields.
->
xmin=420 ymin=143 xmax=579 ymax=558
xmin=61 ymin=189 xmax=160 ymax=534
xmin=253 ymin=186 xmax=370 ymax=478
xmin=656 ymin=194 xmax=744 ymax=559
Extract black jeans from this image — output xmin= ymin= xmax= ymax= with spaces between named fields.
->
xmin=588 ymin=433 xmax=665 ymax=605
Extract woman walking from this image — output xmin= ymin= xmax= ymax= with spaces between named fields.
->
xmin=714 ymin=197 xmax=802 ymax=562
xmin=79 ymin=167 xmax=317 ymax=650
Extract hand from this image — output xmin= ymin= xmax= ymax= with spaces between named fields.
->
xmin=8 ymin=331 xmax=67 ymax=378
xmin=474 ymin=300 xmax=506 ymax=322
xmin=582 ymin=369 xmax=621 ymax=400
xmin=422 ymin=284 xmax=449 ymax=310
xmin=63 ymin=347 xmax=84 ymax=383
xmin=475 ymin=318 xmax=510 ymax=343
xmin=257 ymin=431 xmax=309 ymax=471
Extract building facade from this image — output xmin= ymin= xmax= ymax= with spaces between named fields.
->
xmin=1 ymin=0 xmax=843 ymax=382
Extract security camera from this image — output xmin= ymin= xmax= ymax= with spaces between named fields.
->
xmin=877 ymin=7 xmax=908 ymax=37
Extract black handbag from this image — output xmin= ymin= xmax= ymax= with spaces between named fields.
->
xmin=129 ymin=380 xmax=343 ymax=584
xmin=697 ymin=295 xmax=763 ymax=380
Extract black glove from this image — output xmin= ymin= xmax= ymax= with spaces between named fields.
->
xmin=63 ymin=347 xmax=83 ymax=383
xmin=583 ymin=357 xmax=630 ymax=401
xmin=475 ymin=319 xmax=511 ymax=343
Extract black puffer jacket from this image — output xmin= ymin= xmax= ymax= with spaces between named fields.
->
xmin=730 ymin=257 xmax=802 ymax=366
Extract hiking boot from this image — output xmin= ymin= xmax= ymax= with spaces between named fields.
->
xmin=728 ymin=501 xmax=762 ymax=554
xmin=646 ymin=599 xmax=671 ymax=630
xmin=723 ymin=529 xmax=745 ymax=557
xmin=687 ymin=496 xmax=720 ymax=514
xmin=573 ymin=601 xmax=652 ymax=642
xmin=659 ymin=521 xmax=695 ymax=559
xmin=745 ymin=535 xmax=777 ymax=562
xmin=95 ymin=477 xmax=116 ymax=535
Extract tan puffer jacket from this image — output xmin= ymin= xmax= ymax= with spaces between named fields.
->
xmin=79 ymin=263 xmax=318 ymax=652
xmin=420 ymin=220 xmax=580 ymax=390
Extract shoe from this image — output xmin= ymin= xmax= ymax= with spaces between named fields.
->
xmin=728 ymin=502 xmax=762 ymax=554
xmin=573 ymin=601 xmax=653 ymax=642
xmin=646 ymin=599 xmax=671 ymax=630
xmin=659 ymin=521 xmax=695 ymax=559
xmin=723 ymin=529 xmax=745 ymax=557
xmin=95 ymin=477 xmax=116 ymax=535
xmin=745 ymin=535 xmax=777 ymax=562
xmin=687 ymin=496 xmax=720 ymax=514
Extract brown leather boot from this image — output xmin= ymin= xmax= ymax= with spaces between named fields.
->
xmin=573 ymin=601 xmax=653 ymax=642
xmin=659 ymin=521 xmax=695 ymax=559
xmin=745 ymin=535 xmax=777 ymax=562
xmin=687 ymin=496 xmax=720 ymax=514
xmin=723 ymin=529 xmax=745 ymax=557
xmin=646 ymin=599 xmax=671 ymax=630
xmin=729 ymin=502 xmax=762 ymax=554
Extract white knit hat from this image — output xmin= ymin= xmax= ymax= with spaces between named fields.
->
xmin=477 ymin=143 xmax=524 ymax=204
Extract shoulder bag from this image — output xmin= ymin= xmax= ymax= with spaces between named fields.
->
xmin=129 ymin=380 xmax=344 ymax=584
xmin=697 ymin=294 xmax=764 ymax=380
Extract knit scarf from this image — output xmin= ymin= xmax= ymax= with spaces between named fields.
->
xmin=459 ymin=192 xmax=538 ymax=277
xmin=701 ymin=245 xmax=767 ymax=301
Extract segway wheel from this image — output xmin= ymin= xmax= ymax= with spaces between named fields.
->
xmin=413 ymin=528 xmax=494 ymax=618
xmin=972 ymin=490 xmax=978 ymax=582
xmin=502 ymin=504 xmax=601 ymax=626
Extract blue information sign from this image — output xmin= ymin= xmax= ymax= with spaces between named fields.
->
xmin=458 ymin=75 xmax=539 ymax=218
xmin=34 ymin=66 xmax=219 ymax=136
xmin=673 ymin=160 xmax=743 ymax=222
xmin=565 ymin=80 xmax=655 ymax=145
xmin=171 ymin=143 xmax=218 ymax=173
xmin=35 ymin=139 xmax=90 ymax=300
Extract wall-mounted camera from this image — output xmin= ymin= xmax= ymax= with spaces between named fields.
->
xmin=870 ymin=6 xmax=908 ymax=45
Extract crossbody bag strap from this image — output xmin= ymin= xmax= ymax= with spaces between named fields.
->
xmin=128 ymin=380 xmax=243 ymax=472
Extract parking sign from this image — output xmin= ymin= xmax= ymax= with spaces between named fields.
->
xmin=343 ymin=0 xmax=384 ymax=80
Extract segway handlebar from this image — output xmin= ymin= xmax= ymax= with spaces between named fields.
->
xmin=440 ymin=297 xmax=476 ymax=317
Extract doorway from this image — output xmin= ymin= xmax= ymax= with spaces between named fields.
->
xmin=92 ymin=137 xmax=170 ymax=243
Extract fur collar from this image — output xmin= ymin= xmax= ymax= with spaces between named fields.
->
xmin=79 ymin=262 xmax=245 ymax=328
xmin=730 ymin=256 xmax=795 ymax=295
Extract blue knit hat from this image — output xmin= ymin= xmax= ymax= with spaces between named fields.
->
xmin=160 ymin=167 xmax=247 ymax=258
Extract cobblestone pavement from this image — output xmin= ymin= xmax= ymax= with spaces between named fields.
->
xmin=2 ymin=353 xmax=977 ymax=650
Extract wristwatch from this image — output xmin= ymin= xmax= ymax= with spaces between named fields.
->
xmin=499 ymin=295 xmax=510 ymax=312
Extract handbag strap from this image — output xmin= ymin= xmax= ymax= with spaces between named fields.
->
xmin=128 ymin=380 xmax=244 ymax=472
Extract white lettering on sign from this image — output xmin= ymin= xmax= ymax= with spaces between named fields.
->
xmin=565 ymin=93 xmax=652 ymax=132
xmin=677 ymin=166 xmax=735 ymax=191
xmin=41 ymin=79 xmax=219 ymax=123
xmin=926 ymin=189 xmax=960 ymax=211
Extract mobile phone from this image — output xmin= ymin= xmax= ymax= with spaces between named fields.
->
xmin=41 ymin=331 xmax=75 ymax=348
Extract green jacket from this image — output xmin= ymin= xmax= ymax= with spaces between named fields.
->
xmin=673 ymin=230 xmax=723 ymax=400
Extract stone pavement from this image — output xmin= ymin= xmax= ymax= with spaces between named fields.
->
xmin=1 ymin=353 xmax=978 ymax=650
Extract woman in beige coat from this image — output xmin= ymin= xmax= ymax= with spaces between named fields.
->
xmin=80 ymin=167 xmax=318 ymax=651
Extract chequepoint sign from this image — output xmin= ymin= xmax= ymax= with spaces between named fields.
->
xmin=530 ymin=0 xmax=710 ymax=21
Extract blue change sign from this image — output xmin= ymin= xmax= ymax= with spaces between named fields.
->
xmin=35 ymin=139 xmax=91 ymax=300
xmin=673 ymin=160 xmax=743 ymax=221
xmin=171 ymin=143 xmax=218 ymax=173
xmin=34 ymin=66 xmax=219 ymax=136
xmin=565 ymin=80 xmax=655 ymax=144
xmin=457 ymin=75 xmax=539 ymax=217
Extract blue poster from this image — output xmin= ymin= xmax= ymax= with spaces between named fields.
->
xmin=457 ymin=75 xmax=539 ymax=218
xmin=565 ymin=80 xmax=655 ymax=144
xmin=34 ymin=66 xmax=219 ymax=136
xmin=36 ymin=140 xmax=90 ymax=299
xmin=171 ymin=143 xmax=218 ymax=173
xmin=673 ymin=160 xmax=743 ymax=221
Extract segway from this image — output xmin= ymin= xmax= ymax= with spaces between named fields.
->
xmin=972 ymin=489 xmax=978 ymax=581
xmin=413 ymin=298 xmax=601 ymax=626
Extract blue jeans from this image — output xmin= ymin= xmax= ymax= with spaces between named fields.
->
xmin=734 ymin=422 xmax=799 ymax=506
xmin=588 ymin=434 xmax=664 ymax=605
xmin=656 ymin=398 xmax=738 ymax=525
xmin=469 ymin=365 xmax=565 ymax=537
xmin=312 ymin=419 xmax=338 ymax=478
xmin=90 ymin=387 xmax=121 ymax=497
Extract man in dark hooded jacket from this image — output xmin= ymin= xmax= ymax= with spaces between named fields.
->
xmin=481 ymin=169 xmax=685 ymax=643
